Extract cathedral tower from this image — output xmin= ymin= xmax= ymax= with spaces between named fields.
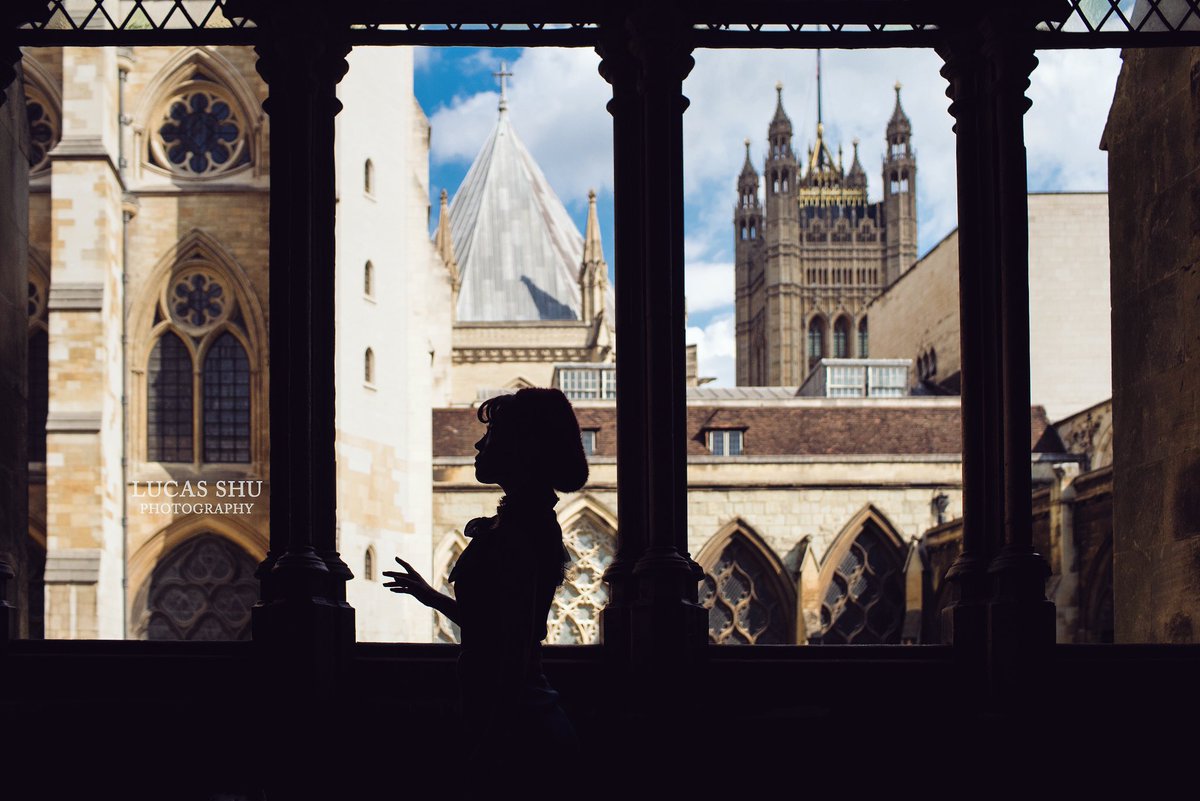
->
xmin=735 ymin=75 xmax=918 ymax=386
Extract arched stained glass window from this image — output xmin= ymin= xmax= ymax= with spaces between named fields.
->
xmin=818 ymin=520 xmax=905 ymax=644
xmin=833 ymin=316 xmax=851 ymax=358
xmin=699 ymin=533 xmax=792 ymax=645
xmin=28 ymin=329 xmax=48 ymax=463
xmin=202 ymin=333 xmax=251 ymax=463
xmin=546 ymin=515 xmax=615 ymax=644
xmin=858 ymin=317 xmax=869 ymax=358
xmin=144 ymin=534 xmax=258 ymax=641
xmin=147 ymin=332 xmax=194 ymax=463
xmin=364 ymin=348 xmax=375 ymax=384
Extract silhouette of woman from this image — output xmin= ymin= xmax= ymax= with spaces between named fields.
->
xmin=384 ymin=387 xmax=587 ymax=775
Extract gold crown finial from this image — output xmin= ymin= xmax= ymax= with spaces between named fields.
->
xmin=894 ymin=80 xmax=902 ymax=94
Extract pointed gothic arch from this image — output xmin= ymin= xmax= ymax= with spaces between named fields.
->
xmin=696 ymin=519 xmax=796 ymax=644
xmin=20 ymin=55 xmax=61 ymax=176
xmin=431 ymin=528 xmax=469 ymax=643
xmin=807 ymin=314 xmax=827 ymax=373
xmin=132 ymin=47 xmax=263 ymax=182
xmin=134 ymin=533 xmax=260 ymax=641
xmin=128 ymin=515 xmax=267 ymax=639
xmin=815 ymin=505 xmax=907 ymax=644
xmin=130 ymin=230 xmax=266 ymax=470
xmin=550 ymin=499 xmax=618 ymax=644
xmin=833 ymin=314 xmax=852 ymax=358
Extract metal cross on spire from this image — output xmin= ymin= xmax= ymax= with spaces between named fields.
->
xmin=494 ymin=61 xmax=513 ymax=115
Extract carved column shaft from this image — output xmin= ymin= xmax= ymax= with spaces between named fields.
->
xmin=599 ymin=7 xmax=706 ymax=668
xmin=937 ymin=6 xmax=1054 ymax=694
xmin=226 ymin=0 xmax=355 ymax=656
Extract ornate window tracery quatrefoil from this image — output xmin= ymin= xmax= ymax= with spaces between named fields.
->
xmin=170 ymin=271 xmax=228 ymax=330
xmin=154 ymin=85 xmax=249 ymax=176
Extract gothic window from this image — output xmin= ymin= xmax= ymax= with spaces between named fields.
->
xmin=364 ymin=547 xmax=375 ymax=582
xmin=144 ymin=244 xmax=260 ymax=466
xmin=858 ymin=317 xmax=869 ymax=357
xmin=833 ymin=317 xmax=850 ymax=358
xmin=818 ymin=518 xmax=905 ymax=644
xmin=364 ymin=261 xmax=374 ymax=297
xmin=23 ymin=83 xmax=59 ymax=175
xmin=143 ymin=534 xmax=258 ymax=641
xmin=202 ymin=333 xmax=251 ymax=463
xmin=365 ymin=159 xmax=375 ymax=194
xmin=147 ymin=332 xmax=195 ymax=463
xmin=808 ymin=316 xmax=825 ymax=371
xmin=150 ymin=74 xmax=251 ymax=177
xmin=546 ymin=515 xmax=616 ymax=644
xmin=364 ymin=348 xmax=375 ymax=385
xmin=27 ymin=329 xmax=48 ymax=463
xmin=698 ymin=530 xmax=793 ymax=645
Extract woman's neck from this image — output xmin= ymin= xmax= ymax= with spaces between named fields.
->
xmin=497 ymin=487 xmax=557 ymax=516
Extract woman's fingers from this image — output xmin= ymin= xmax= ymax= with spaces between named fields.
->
xmin=394 ymin=556 xmax=414 ymax=573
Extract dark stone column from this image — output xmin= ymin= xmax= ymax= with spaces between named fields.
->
xmin=936 ymin=3 xmax=1056 ymax=697
xmin=599 ymin=5 xmax=706 ymax=669
xmin=0 ymin=0 xmax=52 ymax=647
xmin=224 ymin=0 xmax=355 ymax=665
xmin=596 ymin=27 xmax=644 ymax=660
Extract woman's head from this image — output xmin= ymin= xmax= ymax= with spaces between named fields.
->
xmin=474 ymin=388 xmax=589 ymax=494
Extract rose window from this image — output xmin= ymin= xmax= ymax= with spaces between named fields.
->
xmin=153 ymin=85 xmax=249 ymax=176
xmin=170 ymin=270 xmax=229 ymax=330
xmin=24 ymin=87 xmax=59 ymax=174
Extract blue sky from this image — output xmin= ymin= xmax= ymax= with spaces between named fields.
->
xmin=415 ymin=46 xmax=1122 ymax=385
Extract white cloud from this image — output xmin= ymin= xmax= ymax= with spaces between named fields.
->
xmin=428 ymin=48 xmax=613 ymax=212
xmin=1025 ymin=49 xmax=1121 ymax=192
xmin=687 ymin=313 xmax=737 ymax=387
xmin=685 ymin=261 xmax=734 ymax=316
xmin=426 ymin=47 xmax=1121 ymax=388
xmin=414 ymin=47 xmax=440 ymax=72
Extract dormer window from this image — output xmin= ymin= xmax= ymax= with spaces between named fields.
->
xmin=706 ymin=429 xmax=744 ymax=456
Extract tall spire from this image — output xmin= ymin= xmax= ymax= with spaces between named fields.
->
xmin=816 ymin=49 xmax=823 ymax=127
xmin=582 ymin=188 xmax=604 ymax=266
xmin=740 ymin=137 xmax=756 ymax=178
xmin=493 ymin=60 xmax=513 ymax=116
xmin=888 ymin=80 xmax=912 ymax=136
xmin=434 ymin=188 xmax=461 ymax=309
xmin=580 ymin=188 xmax=608 ymax=325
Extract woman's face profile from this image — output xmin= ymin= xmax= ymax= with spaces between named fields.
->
xmin=473 ymin=423 xmax=505 ymax=486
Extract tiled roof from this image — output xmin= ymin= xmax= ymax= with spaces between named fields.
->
xmin=434 ymin=402 xmax=1056 ymax=459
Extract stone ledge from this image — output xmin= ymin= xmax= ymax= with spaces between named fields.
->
xmin=44 ymin=548 xmax=101 ymax=584
xmin=46 ymin=410 xmax=102 ymax=433
xmin=48 ymin=282 xmax=104 ymax=310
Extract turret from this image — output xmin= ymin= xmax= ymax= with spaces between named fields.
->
xmin=580 ymin=188 xmax=608 ymax=325
xmin=434 ymin=188 xmax=462 ymax=314
xmin=765 ymin=82 xmax=798 ymax=221
xmin=882 ymin=81 xmax=918 ymax=285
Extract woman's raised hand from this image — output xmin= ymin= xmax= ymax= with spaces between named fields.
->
xmin=383 ymin=557 xmax=435 ymax=606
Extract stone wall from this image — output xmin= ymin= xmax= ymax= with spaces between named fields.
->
xmin=1104 ymin=47 xmax=1200 ymax=644
xmin=0 ymin=71 xmax=32 ymax=637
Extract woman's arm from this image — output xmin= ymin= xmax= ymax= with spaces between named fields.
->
xmin=383 ymin=557 xmax=462 ymax=625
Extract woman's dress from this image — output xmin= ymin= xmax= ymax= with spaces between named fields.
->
xmin=448 ymin=495 xmax=577 ymax=769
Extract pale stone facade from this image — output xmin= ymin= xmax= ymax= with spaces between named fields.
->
xmin=24 ymin=45 xmax=443 ymax=642
xmin=867 ymin=193 xmax=1112 ymax=421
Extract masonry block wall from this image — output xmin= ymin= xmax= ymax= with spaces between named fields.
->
xmin=1105 ymin=46 xmax=1200 ymax=644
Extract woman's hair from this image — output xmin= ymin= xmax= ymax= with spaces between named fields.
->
xmin=477 ymin=387 xmax=589 ymax=493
